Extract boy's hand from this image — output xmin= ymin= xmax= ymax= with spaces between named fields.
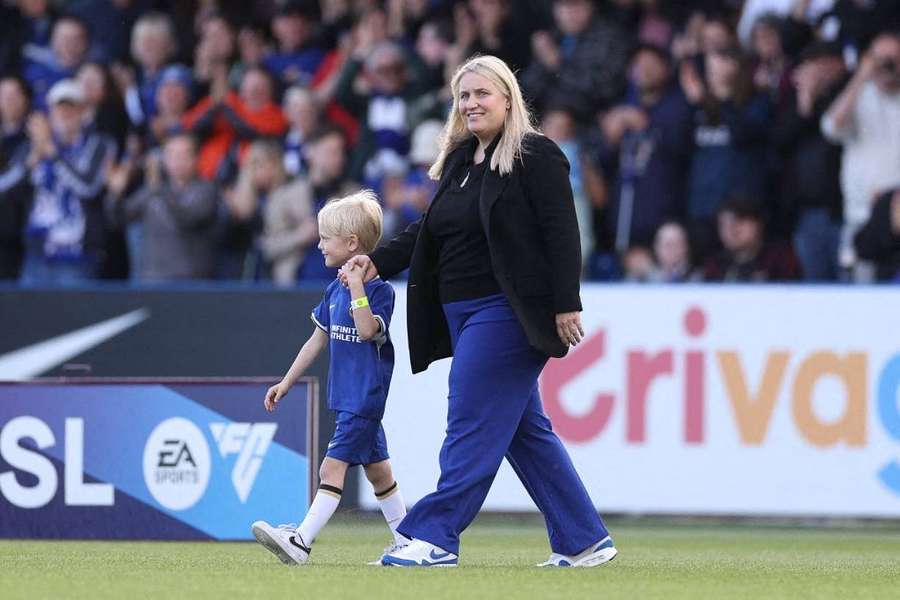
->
xmin=339 ymin=255 xmax=378 ymax=287
xmin=264 ymin=381 xmax=290 ymax=412
xmin=340 ymin=262 xmax=364 ymax=285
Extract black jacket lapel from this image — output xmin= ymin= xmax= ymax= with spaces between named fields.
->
xmin=479 ymin=162 xmax=508 ymax=237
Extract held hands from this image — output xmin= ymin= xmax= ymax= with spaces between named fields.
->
xmin=338 ymin=255 xmax=379 ymax=287
xmin=264 ymin=381 xmax=291 ymax=412
xmin=556 ymin=311 xmax=585 ymax=347
xmin=339 ymin=261 xmax=364 ymax=286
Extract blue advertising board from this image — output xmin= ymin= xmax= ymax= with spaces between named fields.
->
xmin=0 ymin=379 xmax=318 ymax=540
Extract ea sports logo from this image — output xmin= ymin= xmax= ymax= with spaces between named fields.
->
xmin=143 ymin=418 xmax=211 ymax=510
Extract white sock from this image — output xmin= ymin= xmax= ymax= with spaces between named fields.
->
xmin=297 ymin=484 xmax=342 ymax=545
xmin=375 ymin=481 xmax=407 ymax=543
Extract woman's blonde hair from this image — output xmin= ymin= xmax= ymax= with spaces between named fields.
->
xmin=318 ymin=189 xmax=384 ymax=253
xmin=428 ymin=55 xmax=538 ymax=180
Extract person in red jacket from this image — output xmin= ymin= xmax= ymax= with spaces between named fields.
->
xmin=183 ymin=65 xmax=287 ymax=182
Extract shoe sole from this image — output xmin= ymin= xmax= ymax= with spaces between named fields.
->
xmin=381 ymin=557 xmax=458 ymax=568
xmin=575 ymin=547 xmax=618 ymax=568
xmin=537 ymin=547 xmax=618 ymax=568
xmin=251 ymin=523 xmax=304 ymax=566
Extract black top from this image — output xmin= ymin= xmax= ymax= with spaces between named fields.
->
xmin=426 ymin=140 xmax=501 ymax=303
xmin=370 ymin=133 xmax=583 ymax=373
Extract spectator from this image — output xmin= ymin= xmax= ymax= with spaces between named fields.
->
xmin=192 ymin=12 xmax=237 ymax=98
xmin=701 ymin=14 xmax=739 ymax=55
xmin=259 ymin=176 xmax=318 ymax=286
xmin=334 ymin=40 xmax=427 ymax=185
xmin=385 ymin=0 xmax=440 ymax=43
xmin=542 ymin=106 xmax=594 ymax=266
xmin=737 ymin=0 xmax=834 ymax=48
xmin=381 ymin=119 xmax=441 ymax=241
xmin=105 ymin=132 xmax=218 ymax=282
xmin=23 ymin=15 xmax=91 ymax=109
xmin=146 ymin=64 xmax=193 ymax=150
xmin=21 ymin=79 xmax=114 ymax=284
xmin=750 ymin=14 xmax=793 ymax=108
xmin=770 ymin=42 xmax=846 ymax=281
xmin=117 ymin=12 xmax=179 ymax=129
xmin=854 ymin=188 xmax=900 ymax=282
xmin=595 ymin=43 xmax=693 ymax=253
xmin=413 ymin=18 xmax=454 ymax=95
xmin=282 ymin=85 xmax=320 ymax=178
xmin=0 ymin=76 xmax=33 ymax=279
xmin=69 ymin=0 xmax=146 ymax=63
xmin=263 ymin=1 xmax=325 ymax=88
xmin=1 ymin=0 xmax=54 ymax=78
xmin=704 ymin=196 xmax=801 ymax=282
xmin=220 ymin=139 xmax=287 ymax=280
xmin=229 ymin=22 xmax=271 ymax=89
xmin=622 ymin=244 xmax=656 ymax=282
xmin=295 ymin=126 xmax=358 ymax=281
xmin=606 ymin=0 xmax=678 ymax=49
xmin=681 ymin=47 xmax=773 ymax=259
xmin=818 ymin=0 xmax=900 ymax=65
xmin=184 ymin=65 xmax=288 ymax=183
xmin=522 ymin=0 xmax=631 ymax=121
xmin=822 ymin=31 xmax=900 ymax=278
xmin=459 ymin=0 xmax=532 ymax=74
xmin=653 ymin=221 xmax=700 ymax=282
xmin=77 ymin=61 xmax=130 ymax=152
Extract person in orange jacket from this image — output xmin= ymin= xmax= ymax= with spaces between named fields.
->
xmin=183 ymin=65 xmax=288 ymax=182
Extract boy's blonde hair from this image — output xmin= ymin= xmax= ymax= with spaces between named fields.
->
xmin=317 ymin=189 xmax=384 ymax=253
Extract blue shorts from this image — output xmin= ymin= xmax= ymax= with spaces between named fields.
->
xmin=325 ymin=411 xmax=389 ymax=466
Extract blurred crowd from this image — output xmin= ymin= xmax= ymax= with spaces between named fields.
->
xmin=0 ymin=0 xmax=899 ymax=286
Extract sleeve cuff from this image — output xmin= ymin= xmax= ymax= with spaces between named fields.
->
xmin=310 ymin=312 xmax=328 ymax=333
xmin=373 ymin=314 xmax=388 ymax=347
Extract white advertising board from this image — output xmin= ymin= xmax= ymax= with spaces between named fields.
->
xmin=361 ymin=285 xmax=900 ymax=517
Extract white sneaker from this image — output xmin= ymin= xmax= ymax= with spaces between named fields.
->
xmin=367 ymin=536 xmax=411 ymax=565
xmin=537 ymin=536 xmax=618 ymax=567
xmin=251 ymin=521 xmax=311 ymax=565
xmin=381 ymin=538 xmax=458 ymax=567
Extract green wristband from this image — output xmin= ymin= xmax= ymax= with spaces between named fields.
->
xmin=350 ymin=296 xmax=369 ymax=310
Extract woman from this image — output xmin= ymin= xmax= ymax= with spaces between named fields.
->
xmin=344 ymin=55 xmax=615 ymax=568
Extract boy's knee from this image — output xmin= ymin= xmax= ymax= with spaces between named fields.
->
xmin=319 ymin=458 xmax=348 ymax=487
xmin=364 ymin=460 xmax=392 ymax=488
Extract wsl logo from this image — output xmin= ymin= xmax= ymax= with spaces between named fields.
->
xmin=209 ymin=422 xmax=277 ymax=503
xmin=143 ymin=418 xmax=211 ymax=511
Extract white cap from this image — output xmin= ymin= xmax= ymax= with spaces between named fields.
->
xmin=46 ymin=79 xmax=86 ymax=106
xmin=410 ymin=120 xmax=443 ymax=165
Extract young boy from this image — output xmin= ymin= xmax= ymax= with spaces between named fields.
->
xmin=251 ymin=190 xmax=406 ymax=565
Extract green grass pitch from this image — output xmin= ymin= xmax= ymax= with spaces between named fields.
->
xmin=2 ymin=514 xmax=898 ymax=599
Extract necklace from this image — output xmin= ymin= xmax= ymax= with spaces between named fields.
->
xmin=460 ymin=169 xmax=470 ymax=187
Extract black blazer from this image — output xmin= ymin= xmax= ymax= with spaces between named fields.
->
xmin=370 ymin=133 xmax=583 ymax=374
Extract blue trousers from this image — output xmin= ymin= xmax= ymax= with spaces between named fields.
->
xmin=398 ymin=294 xmax=608 ymax=555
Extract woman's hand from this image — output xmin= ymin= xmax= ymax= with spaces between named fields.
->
xmin=556 ymin=311 xmax=585 ymax=347
xmin=339 ymin=255 xmax=379 ymax=286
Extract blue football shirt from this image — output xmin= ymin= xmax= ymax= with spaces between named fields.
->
xmin=311 ymin=278 xmax=395 ymax=420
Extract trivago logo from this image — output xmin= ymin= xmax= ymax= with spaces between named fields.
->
xmin=541 ymin=306 xmax=900 ymax=494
